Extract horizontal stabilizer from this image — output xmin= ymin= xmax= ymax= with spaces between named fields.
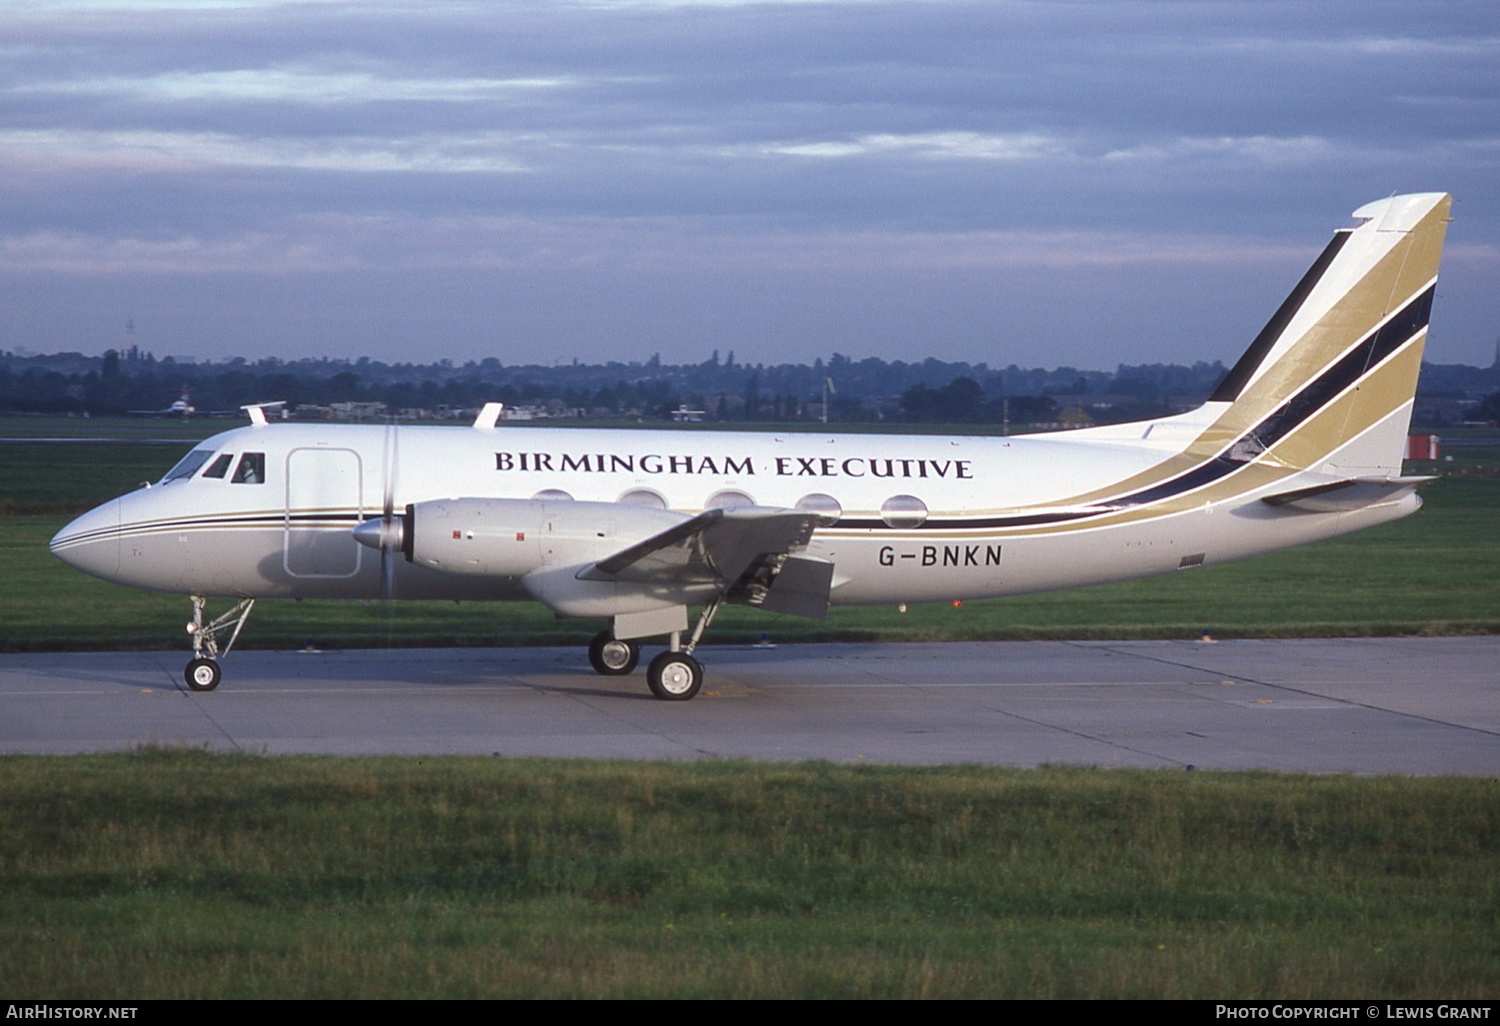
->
xmin=1260 ymin=476 xmax=1433 ymax=513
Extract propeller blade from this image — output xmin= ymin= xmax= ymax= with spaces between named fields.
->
xmin=380 ymin=420 xmax=399 ymax=605
xmin=383 ymin=422 xmax=396 ymax=524
xmin=381 ymin=543 xmax=396 ymax=606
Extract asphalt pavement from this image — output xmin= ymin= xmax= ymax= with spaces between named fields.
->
xmin=4 ymin=637 xmax=1497 ymax=773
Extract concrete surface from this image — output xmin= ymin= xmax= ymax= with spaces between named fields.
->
xmin=2 ymin=638 xmax=1496 ymax=773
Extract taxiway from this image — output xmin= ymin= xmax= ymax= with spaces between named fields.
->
xmin=2 ymin=638 xmax=1496 ymax=773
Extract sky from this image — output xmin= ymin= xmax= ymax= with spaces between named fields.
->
xmin=2 ymin=0 xmax=1498 ymax=372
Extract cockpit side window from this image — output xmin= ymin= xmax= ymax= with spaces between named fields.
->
xmin=162 ymin=448 xmax=215 ymax=483
xmin=202 ymin=454 xmax=233 ymax=479
xmin=231 ymin=452 xmax=266 ymax=484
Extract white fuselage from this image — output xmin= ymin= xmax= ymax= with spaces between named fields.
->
xmin=50 ymin=414 xmax=1417 ymax=610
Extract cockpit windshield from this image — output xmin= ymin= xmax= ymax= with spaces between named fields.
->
xmin=162 ymin=448 xmax=216 ymax=483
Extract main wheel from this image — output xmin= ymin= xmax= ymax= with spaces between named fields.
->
xmin=646 ymin=651 xmax=703 ymax=701
xmin=588 ymin=631 xmax=640 ymax=676
xmin=184 ymin=657 xmax=221 ymax=692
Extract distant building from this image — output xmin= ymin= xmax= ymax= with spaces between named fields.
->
xmin=327 ymin=401 xmax=387 ymax=421
xmin=1055 ymin=406 xmax=1093 ymax=429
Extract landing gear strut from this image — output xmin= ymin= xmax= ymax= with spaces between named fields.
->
xmin=183 ymin=595 xmax=254 ymax=692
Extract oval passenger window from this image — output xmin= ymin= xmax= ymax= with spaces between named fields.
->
xmin=706 ymin=490 xmax=754 ymax=509
xmin=619 ymin=489 xmax=668 ymax=510
xmin=795 ymin=492 xmax=842 ymax=526
xmin=880 ymin=494 xmax=928 ymax=529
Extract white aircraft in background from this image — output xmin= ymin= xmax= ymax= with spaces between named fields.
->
xmin=127 ymin=387 xmax=238 ymax=419
xmin=52 ymin=193 xmax=1451 ymax=700
xmin=128 ymin=389 xmax=197 ymax=418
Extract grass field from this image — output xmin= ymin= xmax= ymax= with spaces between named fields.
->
xmin=2 ymin=751 xmax=1497 ymax=999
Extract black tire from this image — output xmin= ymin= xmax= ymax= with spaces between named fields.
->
xmin=588 ymin=631 xmax=640 ymax=676
xmin=646 ymin=651 xmax=703 ymax=701
xmin=184 ymin=657 xmax=221 ymax=692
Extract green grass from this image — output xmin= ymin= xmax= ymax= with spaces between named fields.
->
xmin=0 ymin=442 xmax=192 ymax=515
xmin=2 ymin=751 xmax=1496 ymax=998
xmin=0 ymin=414 xmax=223 ymax=440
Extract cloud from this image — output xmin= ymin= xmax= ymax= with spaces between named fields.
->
xmin=12 ymin=69 xmax=575 ymax=105
xmin=1210 ymin=33 xmax=1500 ymax=58
xmin=765 ymin=131 xmax=1067 ymax=161
xmin=0 ymin=227 xmax=363 ymax=274
xmin=0 ymin=128 xmax=536 ymax=174
xmin=1 ymin=0 xmax=1497 ymax=366
xmin=0 ymin=215 xmax=1323 ymax=277
xmin=1101 ymin=135 xmax=1337 ymax=165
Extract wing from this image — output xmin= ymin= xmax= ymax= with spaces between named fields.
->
xmin=577 ymin=506 xmax=833 ymax=618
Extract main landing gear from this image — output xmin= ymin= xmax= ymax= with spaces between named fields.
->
xmin=646 ymin=651 xmax=703 ymax=701
xmin=587 ymin=631 xmax=640 ymax=676
xmin=587 ymin=600 xmax=720 ymax=701
xmin=182 ymin=595 xmax=255 ymax=692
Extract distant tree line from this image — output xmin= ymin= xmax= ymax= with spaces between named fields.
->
xmin=2 ymin=345 xmax=1497 ymax=427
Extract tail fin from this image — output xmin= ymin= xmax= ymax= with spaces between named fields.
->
xmin=1208 ymin=192 xmax=1450 ymax=478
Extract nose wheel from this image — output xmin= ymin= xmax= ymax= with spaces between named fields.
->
xmin=184 ymin=657 xmax=222 ymax=692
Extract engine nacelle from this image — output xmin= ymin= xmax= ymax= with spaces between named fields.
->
xmin=406 ymin=497 xmax=690 ymax=578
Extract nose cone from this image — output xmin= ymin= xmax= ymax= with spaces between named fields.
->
xmin=51 ymin=499 xmax=123 ymax=583
xmin=353 ymin=514 xmax=405 ymax=553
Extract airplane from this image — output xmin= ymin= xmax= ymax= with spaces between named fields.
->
xmin=127 ymin=387 xmax=239 ymax=419
xmin=128 ymin=386 xmax=197 ymax=418
xmin=51 ymin=193 xmax=1451 ymax=700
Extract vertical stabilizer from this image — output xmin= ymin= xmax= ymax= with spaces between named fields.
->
xmin=1208 ymin=193 xmax=1449 ymax=478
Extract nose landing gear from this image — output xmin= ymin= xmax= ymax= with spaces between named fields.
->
xmin=182 ymin=595 xmax=255 ymax=692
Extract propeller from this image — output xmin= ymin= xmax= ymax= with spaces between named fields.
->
xmin=352 ymin=420 xmax=405 ymax=607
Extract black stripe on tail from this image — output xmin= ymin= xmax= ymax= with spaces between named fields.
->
xmin=1210 ymin=230 xmax=1353 ymax=403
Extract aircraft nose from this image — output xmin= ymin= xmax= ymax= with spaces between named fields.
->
xmin=50 ymin=498 xmax=123 ymax=583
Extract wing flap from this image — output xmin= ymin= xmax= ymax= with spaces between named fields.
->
xmin=751 ymin=555 xmax=834 ymax=620
xmin=578 ymin=505 xmax=822 ymax=600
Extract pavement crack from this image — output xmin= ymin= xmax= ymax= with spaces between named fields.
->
xmin=158 ymin=654 xmax=244 ymax=753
